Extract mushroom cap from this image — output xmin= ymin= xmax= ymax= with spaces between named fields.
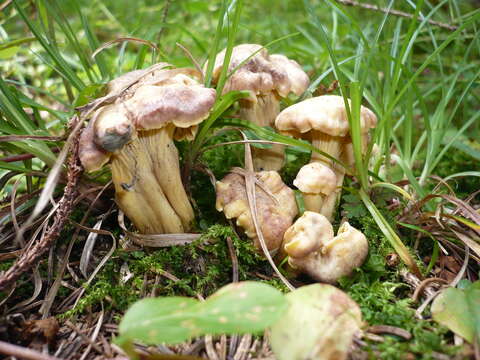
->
xmin=282 ymin=211 xmax=334 ymax=259
xmin=79 ymin=120 xmax=111 ymax=172
xmin=215 ymin=170 xmax=298 ymax=253
xmin=275 ymin=95 xmax=377 ymax=138
xmin=124 ymin=81 xmax=216 ymax=132
xmin=210 ymin=44 xmax=309 ymax=100
xmin=79 ymin=66 xmax=216 ymax=172
xmin=293 ymin=162 xmax=337 ymax=195
xmin=289 ymin=221 xmax=368 ymax=284
xmin=107 ymin=62 xmax=172 ymax=94
xmin=93 ymin=104 xmax=133 ymax=152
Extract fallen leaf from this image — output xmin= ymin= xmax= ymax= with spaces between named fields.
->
xmin=431 ymin=281 xmax=480 ymax=347
xmin=269 ymin=284 xmax=363 ymax=360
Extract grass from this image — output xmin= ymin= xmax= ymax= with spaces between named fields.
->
xmin=1 ymin=0 xmax=479 ymax=359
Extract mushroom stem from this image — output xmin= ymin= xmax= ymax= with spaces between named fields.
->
xmin=310 ymin=131 xmax=342 ymax=166
xmin=239 ymin=93 xmax=285 ymax=171
xmin=307 ymin=131 xmax=344 ymax=218
xmin=319 ymin=167 xmax=345 ymax=221
xmin=110 ymin=125 xmax=194 ymax=234
xmin=302 ymin=193 xmax=324 ymax=214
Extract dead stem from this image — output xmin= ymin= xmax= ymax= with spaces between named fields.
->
xmin=0 ymin=340 xmax=60 ymax=360
xmin=0 ymin=119 xmax=83 ymax=291
xmin=335 ymin=0 xmax=457 ymax=31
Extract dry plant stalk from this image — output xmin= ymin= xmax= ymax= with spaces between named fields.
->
xmin=0 ymin=121 xmax=83 ymax=291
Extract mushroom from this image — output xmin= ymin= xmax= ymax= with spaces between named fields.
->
xmin=79 ymin=68 xmax=216 ymax=234
xmin=282 ymin=211 xmax=368 ymax=284
xmin=215 ymin=170 xmax=298 ymax=253
xmin=275 ymin=95 xmax=377 ymax=220
xmin=210 ymin=44 xmax=309 ymax=171
xmin=292 ymin=162 xmax=337 ymax=214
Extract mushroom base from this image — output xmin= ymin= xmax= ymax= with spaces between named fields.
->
xmin=110 ymin=126 xmax=194 ymax=234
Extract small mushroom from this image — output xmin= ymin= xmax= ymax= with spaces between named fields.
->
xmin=282 ymin=211 xmax=368 ymax=284
xmin=275 ymin=95 xmax=377 ymax=220
xmin=79 ymin=68 xmax=216 ymax=234
xmin=215 ymin=171 xmax=298 ymax=253
xmin=293 ymin=162 xmax=337 ymax=214
xmin=210 ymin=44 xmax=309 ymax=171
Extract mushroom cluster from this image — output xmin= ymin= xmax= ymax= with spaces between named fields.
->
xmin=271 ymin=95 xmax=377 ymax=282
xmin=78 ymin=46 xmax=376 ymax=285
xmin=282 ymin=212 xmax=368 ymax=284
xmin=276 ymin=95 xmax=377 ymax=221
xmin=211 ymin=44 xmax=310 ymax=171
xmin=79 ymin=66 xmax=216 ymax=234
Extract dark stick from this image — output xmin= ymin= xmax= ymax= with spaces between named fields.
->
xmin=336 ymin=0 xmax=457 ymax=31
xmin=0 ymin=126 xmax=83 ymax=291
xmin=0 ymin=340 xmax=61 ymax=360
xmin=156 ymin=0 xmax=173 ymax=45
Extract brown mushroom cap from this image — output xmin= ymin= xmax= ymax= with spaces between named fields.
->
xmin=275 ymin=95 xmax=377 ymax=138
xmin=93 ymin=104 xmax=133 ymax=152
xmin=81 ymin=70 xmax=216 ymax=171
xmin=215 ymin=171 xmax=298 ymax=253
xmin=79 ymin=120 xmax=110 ymax=172
xmin=106 ymin=63 xmax=172 ymax=94
xmin=211 ymin=44 xmax=309 ymax=100
xmin=123 ymin=81 xmax=216 ymax=133
xmin=293 ymin=162 xmax=337 ymax=195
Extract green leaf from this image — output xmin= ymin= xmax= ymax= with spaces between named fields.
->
xmin=431 ymin=281 xmax=480 ymax=346
xmin=0 ymin=46 xmax=20 ymax=60
xmin=269 ymin=284 xmax=363 ymax=360
xmin=117 ymin=281 xmax=287 ymax=347
xmin=73 ymin=83 xmax=107 ymax=108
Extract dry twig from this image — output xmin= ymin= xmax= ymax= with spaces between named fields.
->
xmin=0 ymin=340 xmax=60 ymax=360
xmin=0 ymin=119 xmax=83 ymax=291
xmin=335 ymin=0 xmax=457 ymax=31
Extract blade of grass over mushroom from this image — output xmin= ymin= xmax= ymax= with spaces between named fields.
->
xmin=358 ymin=188 xmax=422 ymax=277
xmin=191 ymin=91 xmax=249 ymax=158
xmin=349 ymin=81 xmax=368 ymax=189
xmin=208 ymin=0 xmax=244 ymax=96
xmin=217 ymin=118 xmax=348 ymax=170
xmin=203 ymin=0 xmax=228 ymax=88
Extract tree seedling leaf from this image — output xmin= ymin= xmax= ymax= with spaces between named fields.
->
xmin=116 ymin=281 xmax=287 ymax=347
xmin=431 ymin=281 xmax=480 ymax=346
xmin=269 ymin=283 xmax=363 ymax=360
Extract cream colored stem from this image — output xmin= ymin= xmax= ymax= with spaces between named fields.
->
xmin=147 ymin=128 xmax=195 ymax=229
xmin=320 ymin=167 xmax=345 ymax=221
xmin=302 ymin=193 xmax=324 ymax=214
xmin=310 ymin=131 xmax=342 ymax=166
xmin=304 ymin=131 xmax=343 ymax=216
xmin=111 ymin=126 xmax=194 ymax=234
xmin=239 ymin=93 xmax=284 ymax=171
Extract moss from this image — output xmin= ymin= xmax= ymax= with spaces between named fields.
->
xmin=60 ymin=224 xmax=281 ymax=318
